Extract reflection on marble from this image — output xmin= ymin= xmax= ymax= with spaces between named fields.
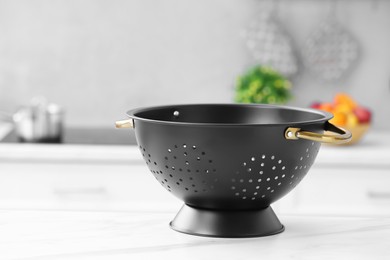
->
xmin=1 ymin=209 xmax=390 ymax=260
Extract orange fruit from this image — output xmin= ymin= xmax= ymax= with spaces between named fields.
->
xmin=334 ymin=93 xmax=357 ymax=109
xmin=333 ymin=103 xmax=353 ymax=114
xmin=330 ymin=111 xmax=347 ymax=126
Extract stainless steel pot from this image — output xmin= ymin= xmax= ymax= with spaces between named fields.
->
xmin=1 ymin=98 xmax=64 ymax=143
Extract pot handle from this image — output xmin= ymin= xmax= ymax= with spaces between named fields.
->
xmin=115 ymin=119 xmax=134 ymax=129
xmin=285 ymin=122 xmax=352 ymax=144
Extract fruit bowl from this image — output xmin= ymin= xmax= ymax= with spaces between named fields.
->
xmin=311 ymin=93 xmax=372 ymax=145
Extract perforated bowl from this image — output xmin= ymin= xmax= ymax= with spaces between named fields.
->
xmin=116 ymin=104 xmax=351 ymax=237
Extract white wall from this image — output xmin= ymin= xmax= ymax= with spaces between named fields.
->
xmin=0 ymin=0 xmax=389 ymax=129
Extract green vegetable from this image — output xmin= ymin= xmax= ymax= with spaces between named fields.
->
xmin=235 ymin=66 xmax=292 ymax=104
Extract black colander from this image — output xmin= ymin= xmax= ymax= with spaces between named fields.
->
xmin=116 ymin=104 xmax=351 ymax=238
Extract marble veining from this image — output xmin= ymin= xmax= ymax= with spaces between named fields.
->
xmin=1 ymin=209 xmax=390 ymax=260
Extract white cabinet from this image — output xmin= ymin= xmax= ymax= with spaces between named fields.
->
xmin=0 ymin=158 xmax=179 ymax=211
xmin=275 ymin=166 xmax=390 ymax=216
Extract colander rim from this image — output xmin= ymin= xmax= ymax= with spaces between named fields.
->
xmin=126 ymin=103 xmax=333 ymax=127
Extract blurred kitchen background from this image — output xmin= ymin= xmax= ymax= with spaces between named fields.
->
xmin=1 ymin=3 xmax=390 ymax=257
xmin=0 ymin=0 xmax=389 ymax=130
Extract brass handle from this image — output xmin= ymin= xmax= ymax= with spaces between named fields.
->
xmin=285 ymin=123 xmax=352 ymax=144
xmin=115 ymin=119 xmax=134 ymax=129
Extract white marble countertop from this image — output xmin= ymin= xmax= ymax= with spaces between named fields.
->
xmin=2 ymin=209 xmax=390 ymax=260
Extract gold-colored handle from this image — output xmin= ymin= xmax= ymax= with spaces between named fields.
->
xmin=285 ymin=123 xmax=352 ymax=144
xmin=115 ymin=119 xmax=134 ymax=129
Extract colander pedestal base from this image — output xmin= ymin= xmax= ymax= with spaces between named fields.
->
xmin=170 ymin=204 xmax=284 ymax=238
